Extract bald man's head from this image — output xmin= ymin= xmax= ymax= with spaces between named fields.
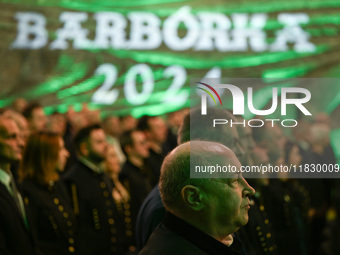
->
xmin=159 ymin=141 xmax=255 ymax=237
xmin=159 ymin=141 xmax=244 ymax=213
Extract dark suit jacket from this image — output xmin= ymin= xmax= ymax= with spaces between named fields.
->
xmin=0 ymin=182 xmax=37 ymax=255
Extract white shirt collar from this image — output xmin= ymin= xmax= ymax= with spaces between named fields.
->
xmin=0 ymin=168 xmax=11 ymax=187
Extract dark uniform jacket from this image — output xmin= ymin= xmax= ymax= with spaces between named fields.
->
xmin=21 ymin=179 xmax=77 ymax=255
xmin=138 ymin=212 xmax=243 ymax=255
xmin=0 ymin=182 xmax=37 ymax=255
xmin=63 ymin=160 xmax=128 ymax=255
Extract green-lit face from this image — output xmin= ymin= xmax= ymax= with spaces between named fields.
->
xmin=201 ymin=155 xmax=255 ymax=235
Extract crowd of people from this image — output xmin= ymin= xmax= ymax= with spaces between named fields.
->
xmin=0 ymin=98 xmax=339 ymax=255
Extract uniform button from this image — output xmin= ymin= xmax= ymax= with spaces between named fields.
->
xmin=269 ymin=247 xmax=274 ymax=251
xmin=58 ymin=205 xmax=64 ymax=211
xmin=103 ymin=191 xmax=109 ymax=197
xmin=262 ymin=242 xmax=266 ymax=247
xmin=48 ymin=215 xmax=53 ymax=220
xmin=258 ymin=231 xmax=263 ymax=236
xmin=24 ymin=197 xmax=29 ymax=205
xmin=67 ymin=221 xmax=72 ymax=226
xmin=125 ymin=217 xmax=131 ymax=223
xmin=106 ymin=200 xmax=111 ymax=206
xmin=264 ymin=219 xmax=269 ymax=224
xmin=93 ymin=208 xmax=98 ymax=213
xmin=100 ymin=182 xmax=106 ymax=188
xmin=260 ymin=205 xmax=265 ymax=211
xmin=54 ymin=198 xmax=59 ymax=205
xmin=108 ymin=218 xmax=114 ymax=225
xmin=124 ymin=204 xmax=130 ymax=209
xmin=111 ymin=228 xmax=116 ymax=234
xmin=63 ymin=212 xmax=68 ymax=218
xmin=52 ymin=224 xmax=58 ymax=229
xmin=284 ymin=195 xmax=290 ymax=202
xmin=126 ymin=230 xmax=132 ymax=236
xmin=267 ymin=233 xmax=271 ymax=238
xmin=69 ymin=246 xmax=75 ymax=252
xmin=260 ymin=237 xmax=265 ymax=241
xmin=95 ymin=224 xmax=101 ymax=230
xmin=264 ymin=248 xmax=268 ymax=252
xmin=69 ymin=238 xmax=74 ymax=244
xmin=111 ymin=237 xmax=117 ymax=243
xmin=124 ymin=211 xmax=131 ymax=216
xmin=256 ymin=226 xmax=261 ymax=231
xmin=107 ymin=210 xmax=113 ymax=216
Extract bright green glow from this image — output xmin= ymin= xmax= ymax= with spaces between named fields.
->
xmin=197 ymin=88 xmax=217 ymax=105
xmin=0 ymin=98 xmax=14 ymax=108
xmin=3 ymin=0 xmax=340 ymax=16
xmin=43 ymin=106 xmax=56 ymax=115
xmin=105 ymin=45 xmax=328 ymax=69
xmin=330 ymin=129 xmax=340 ymax=165
xmin=25 ymin=55 xmax=88 ymax=99
xmin=262 ymin=64 xmax=316 ymax=79
xmin=131 ymin=101 xmax=190 ymax=118
xmin=326 ymin=85 xmax=340 ymax=114
xmin=57 ymin=75 xmax=105 ymax=99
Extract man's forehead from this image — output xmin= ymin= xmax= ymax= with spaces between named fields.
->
xmin=0 ymin=119 xmax=18 ymax=136
xmin=90 ymin=129 xmax=105 ymax=139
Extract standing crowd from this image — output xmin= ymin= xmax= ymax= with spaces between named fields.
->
xmin=0 ymin=98 xmax=339 ymax=255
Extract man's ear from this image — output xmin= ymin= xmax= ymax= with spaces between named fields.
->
xmin=80 ymin=142 xmax=89 ymax=157
xmin=181 ymin=185 xmax=204 ymax=211
xmin=125 ymin=144 xmax=132 ymax=155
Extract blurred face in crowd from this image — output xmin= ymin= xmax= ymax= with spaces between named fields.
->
xmin=147 ymin=117 xmax=168 ymax=144
xmin=0 ymin=119 xmax=25 ymax=165
xmin=121 ymin=116 xmax=137 ymax=132
xmin=105 ymin=146 xmax=121 ymax=175
xmin=288 ymin=145 xmax=302 ymax=166
xmin=29 ymin=107 xmax=47 ymax=132
xmin=263 ymin=124 xmax=286 ymax=164
xmin=49 ymin=114 xmax=66 ymax=136
xmin=220 ymin=124 xmax=244 ymax=160
xmin=56 ymin=137 xmax=69 ymax=172
xmin=130 ymin=131 xmax=150 ymax=159
xmin=104 ymin=117 xmax=121 ymax=137
xmin=85 ymin=129 xmax=108 ymax=164
xmin=237 ymin=124 xmax=255 ymax=166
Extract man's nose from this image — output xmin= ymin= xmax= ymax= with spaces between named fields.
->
xmin=241 ymin=177 xmax=256 ymax=197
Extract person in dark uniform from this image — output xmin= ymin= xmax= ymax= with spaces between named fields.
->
xmin=19 ymin=131 xmax=76 ymax=255
xmin=0 ymin=116 xmax=38 ymax=255
xmin=137 ymin=116 xmax=168 ymax=181
xmin=104 ymin=145 xmax=136 ymax=253
xmin=139 ymin=141 xmax=255 ymax=255
xmin=63 ymin=124 xmax=128 ymax=255
xmin=135 ymin=108 xmax=245 ymax=251
xmin=119 ymin=130 xmax=154 ymax=241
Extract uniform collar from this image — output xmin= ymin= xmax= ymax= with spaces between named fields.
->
xmin=0 ymin=168 xmax=11 ymax=187
xmin=78 ymin=157 xmax=103 ymax=174
xmin=163 ymin=212 xmax=242 ymax=255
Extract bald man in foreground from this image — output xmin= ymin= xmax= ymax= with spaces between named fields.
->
xmin=139 ymin=141 xmax=255 ymax=255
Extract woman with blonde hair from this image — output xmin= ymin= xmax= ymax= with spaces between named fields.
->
xmin=104 ymin=145 xmax=137 ymax=253
xmin=20 ymin=132 xmax=76 ymax=255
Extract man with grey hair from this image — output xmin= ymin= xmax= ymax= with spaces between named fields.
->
xmin=0 ymin=116 xmax=38 ymax=254
xmin=139 ymin=141 xmax=255 ymax=255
